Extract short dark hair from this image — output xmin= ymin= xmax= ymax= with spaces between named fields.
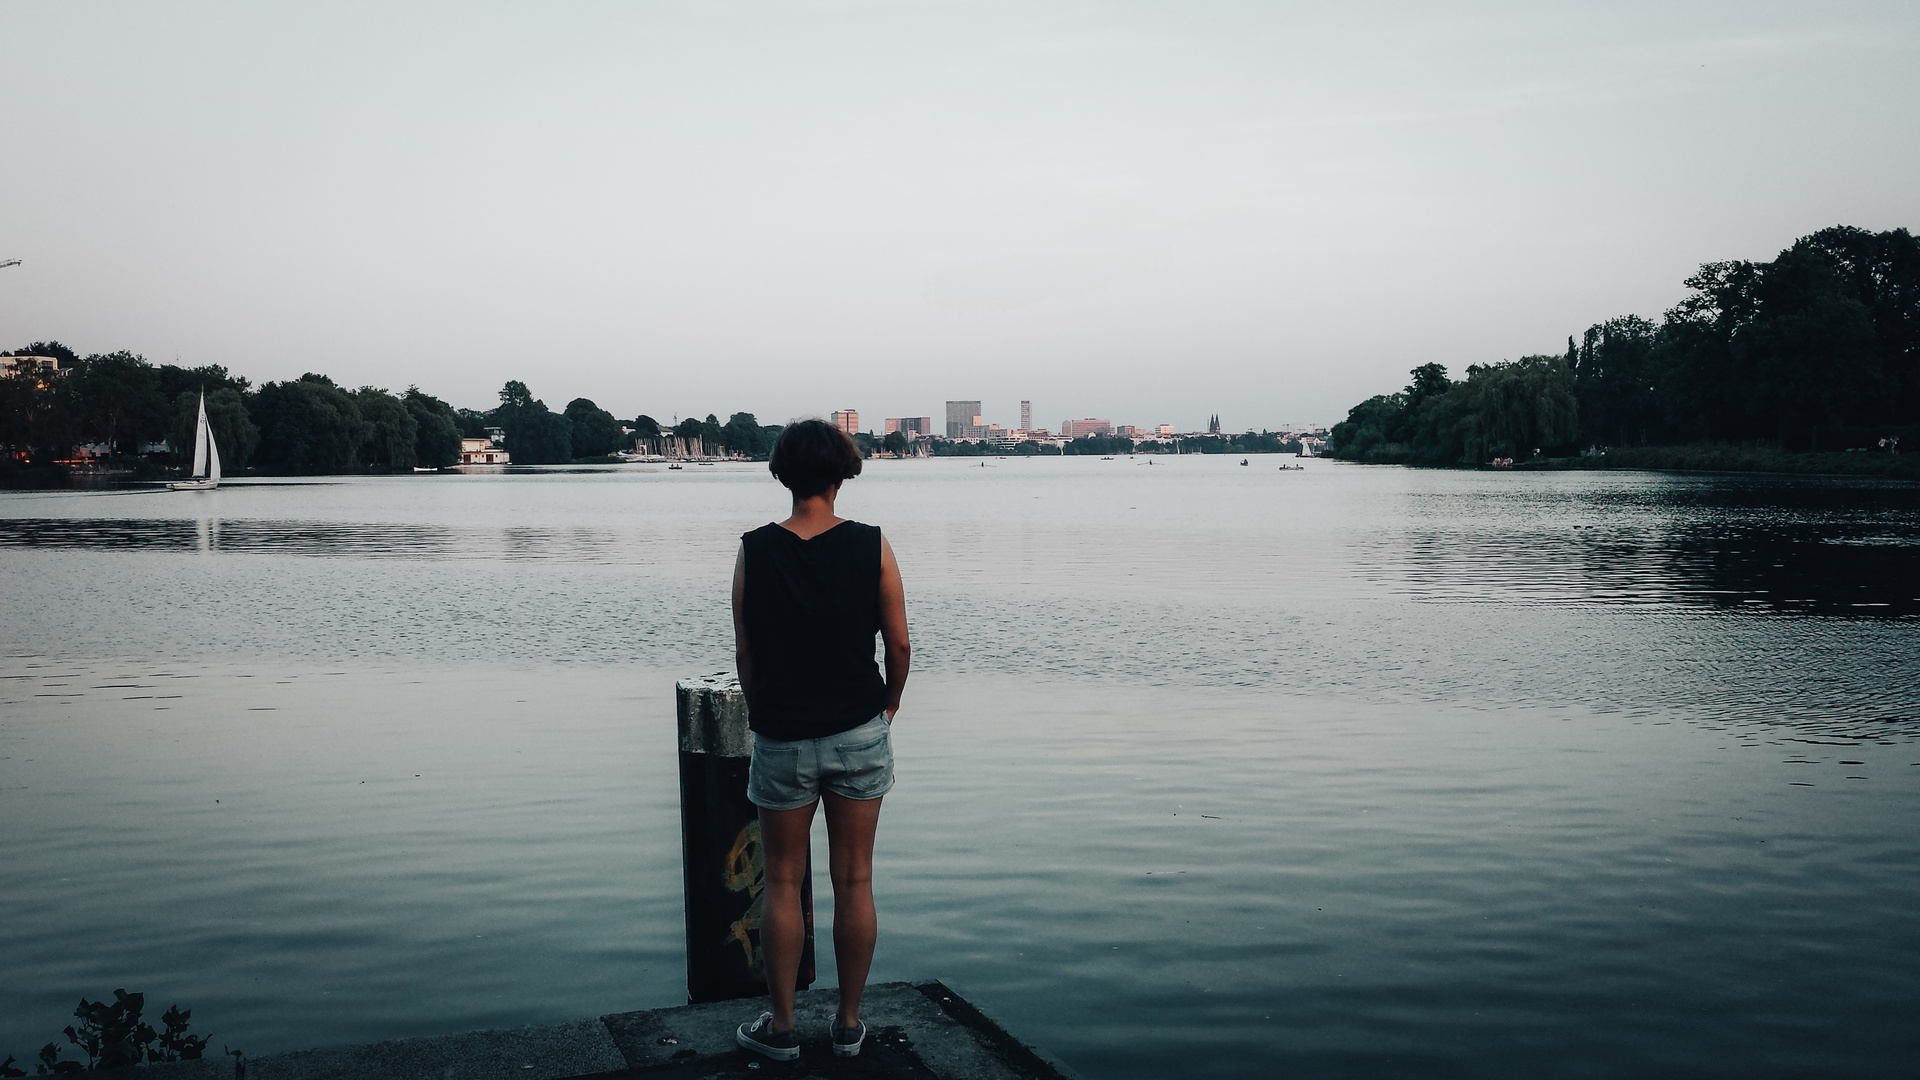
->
xmin=769 ymin=419 xmax=862 ymax=497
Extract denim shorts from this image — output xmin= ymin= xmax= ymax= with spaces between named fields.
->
xmin=747 ymin=713 xmax=895 ymax=811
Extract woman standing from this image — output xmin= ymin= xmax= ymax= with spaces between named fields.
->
xmin=732 ymin=419 xmax=911 ymax=1062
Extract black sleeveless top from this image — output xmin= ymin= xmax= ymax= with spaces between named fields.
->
xmin=740 ymin=520 xmax=889 ymax=741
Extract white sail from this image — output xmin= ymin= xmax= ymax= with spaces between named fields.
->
xmin=191 ymin=394 xmax=209 ymax=478
xmin=206 ymin=407 xmax=221 ymax=482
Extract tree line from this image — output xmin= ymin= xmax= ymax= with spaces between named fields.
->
xmin=1327 ymin=225 xmax=1920 ymax=465
xmin=0 ymin=349 xmax=787 ymax=473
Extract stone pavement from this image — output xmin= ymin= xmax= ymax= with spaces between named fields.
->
xmin=144 ymin=981 xmax=1078 ymax=1080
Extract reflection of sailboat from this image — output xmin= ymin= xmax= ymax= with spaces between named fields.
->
xmin=169 ymin=393 xmax=221 ymax=491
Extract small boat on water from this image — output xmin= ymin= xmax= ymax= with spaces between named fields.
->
xmin=168 ymin=393 xmax=220 ymax=491
xmin=668 ymin=463 xmax=683 ymax=470
xmin=1240 ymin=459 xmax=1249 ymax=466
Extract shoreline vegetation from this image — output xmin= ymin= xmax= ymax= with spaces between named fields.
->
xmin=1325 ymin=225 xmax=1919 ymax=480
xmin=0 ymin=344 xmax=1311 ymax=486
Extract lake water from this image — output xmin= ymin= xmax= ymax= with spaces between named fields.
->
xmin=2 ymin=457 xmax=1917 ymax=1078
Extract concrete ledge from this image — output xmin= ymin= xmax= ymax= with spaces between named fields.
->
xmin=145 ymin=981 xmax=1075 ymax=1080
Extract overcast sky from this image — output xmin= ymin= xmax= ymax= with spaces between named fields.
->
xmin=3 ymin=2 xmax=1916 ymax=431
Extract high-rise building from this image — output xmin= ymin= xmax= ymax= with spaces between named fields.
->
xmin=1020 ymin=400 xmax=1031 ymax=431
xmin=831 ymin=409 xmax=860 ymax=435
xmin=1062 ymin=418 xmax=1113 ymax=438
xmin=945 ymin=400 xmax=984 ymax=439
xmin=885 ymin=417 xmax=933 ymax=436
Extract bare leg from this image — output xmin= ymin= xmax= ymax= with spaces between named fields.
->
xmin=758 ymin=801 xmax=817 ymax=1033
xmin=822 ymin=792 xmax=882 ymax=1027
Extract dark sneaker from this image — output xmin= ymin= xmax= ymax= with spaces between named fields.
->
xmin=831 ymin=1019 xmax=867 ymax=1058
xmin=736 ymin=1011 xmax=800 ymax=1061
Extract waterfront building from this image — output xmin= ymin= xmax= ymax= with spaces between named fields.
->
xmin=945 ymin=400 xmax=985 ymax=439
xmin=1020 ymin=400 xmax=1031 ymax=431
xmin=0 ymin=355 xmax=64 ymax=377
xmin=831 ymin=409 xmax=860 ymax=435
xmin=1061 ymin=418 xmax=1113 ymax=438
xmin=885 ymin=417 xmax=933 ymax=437
xmin=1157 ymin=424 xmax=1175 ymax=437
xmin=459 ymin=438 xmax=510 ymax=465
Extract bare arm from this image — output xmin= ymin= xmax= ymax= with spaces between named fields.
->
xmin=878 ymin=534 xmax=910 ymax=720
xmin=732 ymin=540 xmax=754 ymax=707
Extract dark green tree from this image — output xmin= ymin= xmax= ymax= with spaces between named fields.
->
xmin=67 ymin=351 xmax=168 ymax=456
xmin=1326 ymin=393 xmax=1406 ymax=461
xmin=5 ymin=341 xmax=81 ymax=365
xmin=168 ymin=388 xmax=259 ymax=470
xmin=353 ymin=387 xmax=420 ymax=469
xmin=1789 ymin=226 xmax=1920 ymax=422
xmin=563 ymin=397 xmax=623 ymax=458
xmin=1571 ymin=316 xmax=1658 ymax=446
xmin=1742 ymin=246 xmax=1881 ymax=446
xmin=721 ymin=412 xmax=775 ymax=457
xmin=156 ymin=363 xmax=249 ymax=404
xmin=404 ymin=387 xmax=463 ymax=468
xmin=0 ymin=365 xmax=76 ymax=462
xmin=250 ymin=374 xmax=368 ymax=472
xmin=494 ymin=381 xmax=573 ymax=464
xmin=881 ymin=430 xmax=909 ymax=456
xmin=454 ymin=408 xmax=492 ymax=439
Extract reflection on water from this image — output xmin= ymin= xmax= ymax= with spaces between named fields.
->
xmin=3 ymin=461 xmax=1919 ymax=1078
xmin=1385 ymin=521 xmax=1920 ymax=616
xmin=0 ymin=518 xmax=638 ymax=564
xmin=5 ymin=477 xmax=1917 ymax=619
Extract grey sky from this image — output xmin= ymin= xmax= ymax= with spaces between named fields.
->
xmin=3 ymin=2 xmax=1916 ymax=431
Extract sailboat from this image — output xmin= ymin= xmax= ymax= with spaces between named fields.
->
xmin=169 ymin=393 xmax=221 ymax=491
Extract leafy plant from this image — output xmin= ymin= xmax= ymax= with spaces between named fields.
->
xmin=11 ymin=990 xmax=220 ymax=1074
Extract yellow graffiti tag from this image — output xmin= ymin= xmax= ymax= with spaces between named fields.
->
xmin=722 ymin=819 xmax=766 ymax=975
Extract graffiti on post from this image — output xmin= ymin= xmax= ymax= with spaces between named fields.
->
xmin=722 ymin=819 xmax=767 ymax=976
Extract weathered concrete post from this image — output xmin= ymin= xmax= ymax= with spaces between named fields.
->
xmin=675 ymin=671 xmax=814 ymax=1004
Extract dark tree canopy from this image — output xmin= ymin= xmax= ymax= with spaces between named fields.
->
xmin=494 ymin=381 xmax=574 ymax=464
xmin=1330 ymin=224 xmax=1920 ymax=463
xmin=251 ymin=376 xmax=368 ymax=473
xmin=156 ymin=363 xmax=249 ymax=404
xmin=67 ymin=351 xmax=168 ymax=456
xmin=564 ymin=397 xmax=623 ymax=458
xmin=5 ymin=341 xmax=82 ymax=366
xmin=1330 ymin=356 xmax=1578 ymax=464
xmin=169 ymin=388 xmax=259 ymax=471
xmin=721 ymin=412 xmax=779 ymax=457
xmin=454 ymin=408 xmax=491 ymax=440
xmin=354 ymin=388 xmax=420 ymax=469
xmin=404 ymin=387 xmax=464 ymax=468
